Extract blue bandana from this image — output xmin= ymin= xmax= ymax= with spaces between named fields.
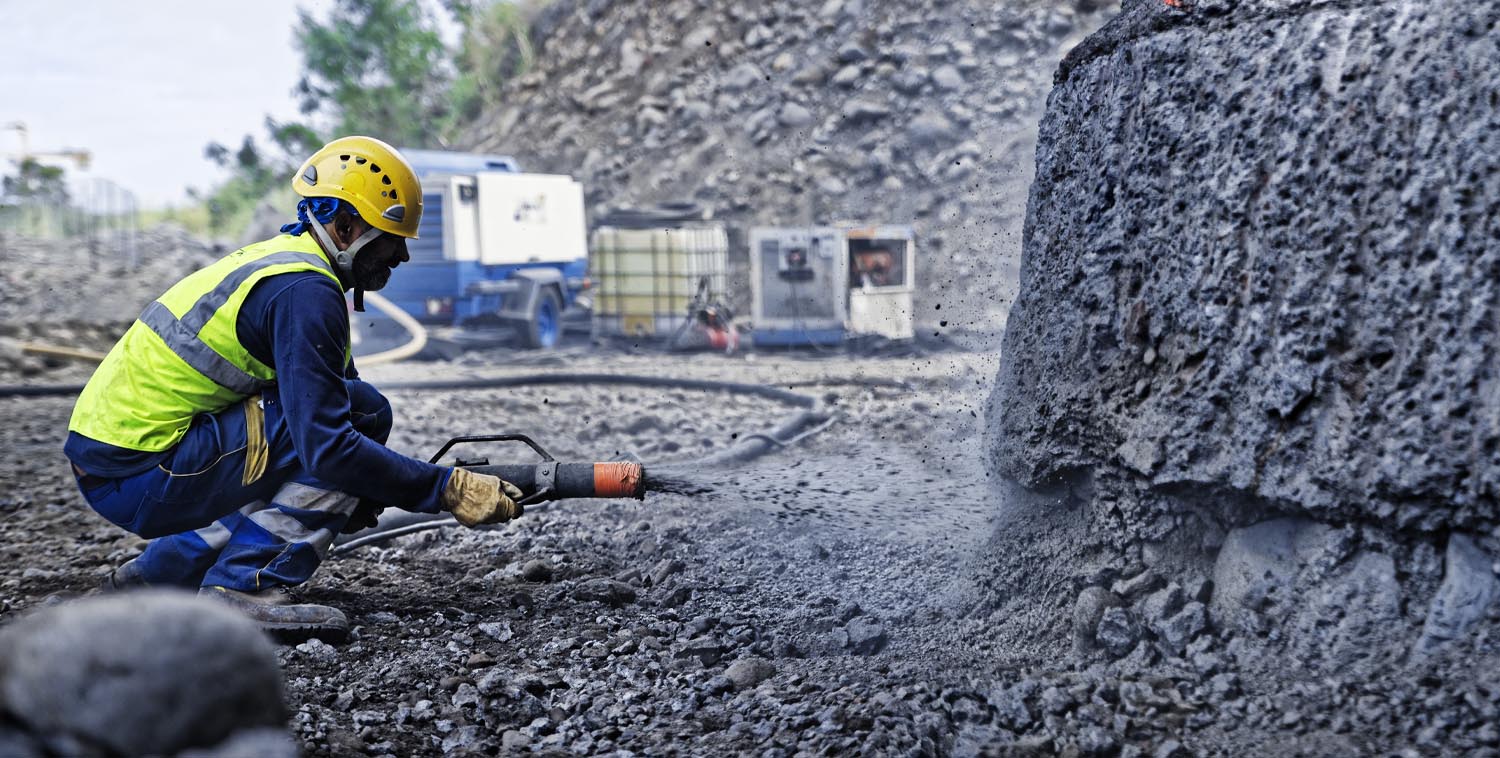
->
xmin=279 ymin=197 xmax=349 ymax=236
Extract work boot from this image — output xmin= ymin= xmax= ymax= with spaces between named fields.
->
xmin=99 ymin=557 xmax=148 ymax=592
xmin=199 ymin=586 xmax=350 ymax=643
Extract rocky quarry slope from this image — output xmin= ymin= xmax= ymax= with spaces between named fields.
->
xmin=465 ymin=0 xmax=1117 ymax=331
xmin=0 ymin=226 xmax=219 ymax=379
xmin=984 ymin=0 xmax=1500 ymax=751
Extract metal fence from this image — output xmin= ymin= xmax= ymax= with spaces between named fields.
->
xmin=0 ymin=177 xmax=140 ymax=268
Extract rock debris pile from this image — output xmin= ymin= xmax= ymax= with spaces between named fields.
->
xmin=0 ymin=225 xmax=219 ymax=379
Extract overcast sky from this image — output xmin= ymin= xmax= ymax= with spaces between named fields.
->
xmin=0 ymin=1 xmax=336 ymax=208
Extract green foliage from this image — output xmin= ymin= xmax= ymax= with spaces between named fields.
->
xmin=294 ymin=0 xmax=457 ymax=147
xmin=139 ymin=203 xmax=213 ymax=234
xmin=450 ymin=0 xmax=540 ymax=123
xmin=197 ymin=0 xmax=543 ymax=238
xmin=198 ymin=132 xmax=281 ymax=236
xmin=265 ymin=118 xmax=324 ymax=161
xmin=1 ymin=158 xmax=69 ymax=206
xmin=0 ymin=158 xmax=73 ymax=237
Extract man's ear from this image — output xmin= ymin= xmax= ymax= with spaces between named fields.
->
xmin=333 ymin=211 xmax=359 ymax=245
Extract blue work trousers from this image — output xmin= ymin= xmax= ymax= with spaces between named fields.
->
xmin=75 ymin=380 xmax=392 ymax=591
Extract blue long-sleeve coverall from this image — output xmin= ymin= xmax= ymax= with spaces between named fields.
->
xmin=65 ymin=267 xmax=450 ymax=591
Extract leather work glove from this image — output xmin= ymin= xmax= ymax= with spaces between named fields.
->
xmin=443 ymin=468 xmax=525 ymax=527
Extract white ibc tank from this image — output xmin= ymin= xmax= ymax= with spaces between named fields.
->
xmin=590 ymin=226 xmax=729 ymax=337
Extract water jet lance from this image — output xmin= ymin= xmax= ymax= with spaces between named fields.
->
xmin=333 ymin=426 xmax=744 ymax=555
xmin=430 ymin=434 xmax=647 ymax=507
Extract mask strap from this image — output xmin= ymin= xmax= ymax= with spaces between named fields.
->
xmin=309 ymin=222 xmax=348 ymax=276
xmin=311 ymin=222 xmax=385 ymax=312
xmin=346 ymin=227 xmax=384 ymax=312
xmin=344 ymin=226 xmax=385 ymax=258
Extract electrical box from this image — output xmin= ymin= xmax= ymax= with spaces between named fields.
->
xmin=750 ymin=225 xmax=916 ymax=345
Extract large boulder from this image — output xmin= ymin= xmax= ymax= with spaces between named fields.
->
xmin=987 ymin=0 xmax=1500 ymax=532
xmin=0 ymin=591 xmax=290 ymax=756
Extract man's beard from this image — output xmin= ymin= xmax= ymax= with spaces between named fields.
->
xmin=352 ymin=252 xmax=392 ymax=291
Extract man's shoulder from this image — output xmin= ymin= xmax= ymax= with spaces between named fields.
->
xmin=221 ymin=233 xmax=324 ymax=266
xmin=244 ymin=270 xmax=346 ymax=326
xmin=255 ymin=269 xmax=344 ymax=299
xmin=244 ymin=232 xmax=323 ymax=255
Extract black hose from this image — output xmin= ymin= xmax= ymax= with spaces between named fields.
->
xmin=0 ymin=372 xmax=818 ymax=405
xmin=0 ymin=383 xmax=85 ymax=398
xmin=678 ymin=405 xmax=835 ymax=470
xmin=333 ymin=517 xmax=527 ymax=553
xmin=0 ymin=372 xmax=922 ymax=402
xmin=384 ymin=373 xmax=817 ymax=408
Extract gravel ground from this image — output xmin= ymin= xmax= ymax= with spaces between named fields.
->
xmin=11 ymin=344 xmax=1499 ymax=755
xmin=1 ymin=346 xmax=1017 ymax=756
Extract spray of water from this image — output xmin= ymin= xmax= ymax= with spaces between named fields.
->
xmin=642 ymin=467 xmax=718 ymax=496
xmin=642 ymin=468 xmax=717 ymax=495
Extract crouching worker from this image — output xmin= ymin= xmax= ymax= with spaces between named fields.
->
xmin=64 ymin=136 xmax=522 ymax=642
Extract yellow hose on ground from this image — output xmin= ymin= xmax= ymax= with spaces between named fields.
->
xmin=351 ymin=290 xmax=428 ymax=366
xmin=11 ymin=291 xmax=428 ymax=368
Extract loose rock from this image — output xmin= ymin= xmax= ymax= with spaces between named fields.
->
xmin=574 ymin=578 xmax=636 ymax=607
xmin=520 ymin=559 xmax=554 ymax=582
xmin=724 ymin=657 xmax=776 ymax=691
xmin=843 ymin=617 xmax=888 ymax=656
xmin=0 ymin=592 xmax=287 ymax=756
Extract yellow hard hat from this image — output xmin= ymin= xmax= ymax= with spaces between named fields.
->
xmin=292 ymin=136 xmax=423 ymax=238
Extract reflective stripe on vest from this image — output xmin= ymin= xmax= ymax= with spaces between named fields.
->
xmin=138 ymin=301 xmax=268 ymax=396
xmin=178 ymin=251 xmax=334 ymax=334
xmin=136 ymin=251 xmax=335 ymax=396
xmin=69 ymin=235 xmax=346 ymax=452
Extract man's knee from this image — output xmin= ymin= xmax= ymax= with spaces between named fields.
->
xmin=347 ymin=379 xmax=392 ymax=444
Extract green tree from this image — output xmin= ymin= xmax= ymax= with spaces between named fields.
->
xmin=1 ymin=158 xmax=69 ymax=206
xmin=198 ymin=0 xmax=541 ymax=236
xmin=200 ymin=134 xmax=281 ymax=234
xmin=294 ymin=0 xmax=458 ymax=147
xmin=448 ymin=0 xmax=540 ymax=124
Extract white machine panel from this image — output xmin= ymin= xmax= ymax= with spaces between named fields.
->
xmin=442 ymin=176 xmax=480 ymax=262
xmin=845 ymin=225 xmax=916 ymax=338
xmin=849 ymin=291 xmax=915 ymax=339
xmin=474 ymin=173 xmax=587 ymax=265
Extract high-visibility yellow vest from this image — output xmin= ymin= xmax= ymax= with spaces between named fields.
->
xmin=69 ymin=234 xmax=347 ymax=452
